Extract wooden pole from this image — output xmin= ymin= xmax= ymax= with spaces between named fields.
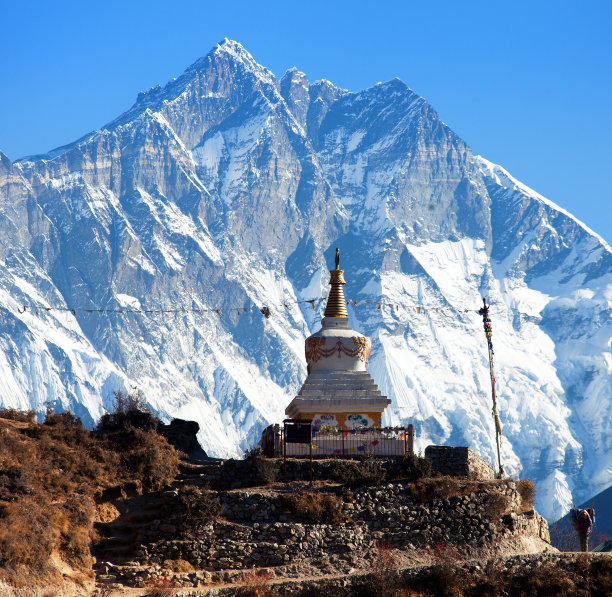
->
xmin=479 ymin=298 xmax=504 ymax=478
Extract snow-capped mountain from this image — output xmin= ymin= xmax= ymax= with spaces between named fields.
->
xmin=0 ymin=39 xmax=610 ymax=521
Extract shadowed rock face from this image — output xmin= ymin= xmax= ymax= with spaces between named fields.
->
xmin=158 ymin=419 xmax=208 ymax=460
xmin=0 ymin=39 xmax=610 ymax=521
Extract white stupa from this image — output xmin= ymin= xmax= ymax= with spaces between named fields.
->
xmin=285 ymin=249 xmax=391 ymax=429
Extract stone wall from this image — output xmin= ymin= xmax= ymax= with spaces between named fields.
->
xmin=203 ymin=445 xmax=495 ymax=490
xmin=102 ymin=478 xmax=549 ymax=588
xmin=425 ymin=446 xmax=495 ymax=479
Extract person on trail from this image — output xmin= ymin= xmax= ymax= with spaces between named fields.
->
xmin=576 ymin=509 xmax=593 ymax=552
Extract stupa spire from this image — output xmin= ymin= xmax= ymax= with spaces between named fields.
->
xmin=324 ymin=248 xmax=348 ymax=318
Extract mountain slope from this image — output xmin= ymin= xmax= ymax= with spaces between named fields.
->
xmin=1 ymin=39 xmax=610 ymax=521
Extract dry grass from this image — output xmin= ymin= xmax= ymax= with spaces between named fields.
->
xmin=516 ymin=478 xmax=536 ymax=510
xmin=484 ymin=490 xmax=509 ymax=519
xmin=236 ymin=569 xmax=276 ymax=597
xmin=243 ymin=449 xmax=280 ymax=485
xmin=177 ymin=486 xmax=221 ymax=523
xmin=0 ymin=409 xmax=36 ymax=423
xmin=0 ymin=395 xmax=180 ymax=587
xmin=144 ymin=578 xmax=177 ymax=596
xmin=281 ymin=491 xmax=344 ymax=524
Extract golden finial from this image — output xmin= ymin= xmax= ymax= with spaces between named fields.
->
xmin=324 ymin=248 xmax=348 ymax=318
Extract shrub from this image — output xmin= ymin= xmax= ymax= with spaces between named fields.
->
xmin=406 ymin=476 xmax=467 ymax=502
xmin=96 ymin=389 xmax=158 ymax=436
xmin=163 ymin=558 xmax=194 ymax=573
xmin=517 ymin=478 xmax=536 ymax=509
xmin=590 ymin=556 xmax=612 ymax=594
xmin=145 ymin=578 xmax=177 ymax=597
xmin=420 ymin=543 xmax=463 ymax=597
xmin=515 ymin=560 xmax=578 ymax=595
xmin=244 ymin=448 xmax=280 ymax=485
xmin=96 ymin=390 xmax=179 ymax=491
xmin=236 ymin=569 xmax=275 ymax=597
xmin=0 ymin=409 xmax=36 ymax=423
xmin=44 ymin=410 xmax=82 ymax=428
xmin=393 ymin=453 xmax=432 ymax=481
xmin=281 ymin=491 xmax=343 ymax=524
xmin=118 ymin=427 xmax=180 ymax=491
xmin=367 ymin=541 xmax=401 ymax=596
xmin=177 ymin=486 xmax=221 ymax=523
xmin=0 ymin=399 xmax=180 ymax=586
xmin=484 ymin=490 xmax=509 ymax=519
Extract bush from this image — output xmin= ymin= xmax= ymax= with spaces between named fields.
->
xmin=96 ymin=390 xmax=179 ymax=491
xmin=236 ymin=569 xmax=275 ymax=597
xmin=517 ymin=478 xmax=536 ymax=509
xmin=163 ymin=558 xmax=194 ymax=573
xmin=393 ymin=453 xmax=432 ymax=481
xmin=420 ymin=543 xmax=463 ymax=597
xmin=516 ymin=560 xmax=578 ymax=595
xmin=484 ymin=490 xmax=509 ymax=519
xmin=366 ymin=541 xmax=401 ymax=596
xmin=177 ymin=486 xmax=221 ymax=523
xmin=281 ymin=491 xmax=343 ymax=524
xmin=145 ymin=578 xmax=177 ymax=597
xmin=118 ymin=428 xmax=180 ymax=492
xmin=406 ymin=476 xmax=467 ymax=502
xmin=96 ymin=389 xmax=158 ymax=436
xmin=244 ymin=448 xmax=280 ymax=485
xmin=0 ymin=409 xmax=36 ymax=423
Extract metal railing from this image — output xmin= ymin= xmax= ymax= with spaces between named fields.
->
xmin=282 ymin=420 xmax=414 ymax=459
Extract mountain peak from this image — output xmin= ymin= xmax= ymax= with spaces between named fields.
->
xmin=212 ymin=38 xmax=250 ymax=56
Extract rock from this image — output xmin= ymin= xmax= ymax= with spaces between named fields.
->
xmin=158 ymin=418 xmax=208 ymax=459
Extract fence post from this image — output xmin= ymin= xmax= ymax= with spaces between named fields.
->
xmin=407 ymin=424 xmax=415 ymax=455
xmin=283 ymin=421 xmax=287 ymax=482
xmin=309 ymin=424 xmax=313 ymax=485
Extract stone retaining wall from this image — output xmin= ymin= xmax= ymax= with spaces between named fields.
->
xmin=103 ymin=478 xmax=549 ymax=587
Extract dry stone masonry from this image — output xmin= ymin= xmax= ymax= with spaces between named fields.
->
xmin=95 ymin=458 xmax=550 ymax=589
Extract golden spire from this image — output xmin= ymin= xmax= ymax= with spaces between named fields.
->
xmin=324 ymin=248 xmax=348 ymax=318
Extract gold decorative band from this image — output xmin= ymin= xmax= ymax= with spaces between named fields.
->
xmin=324 ymin=268 xmax=348 ymax=318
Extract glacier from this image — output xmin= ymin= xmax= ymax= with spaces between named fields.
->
xmin=0 ymin=39 xmax=610 ymax=522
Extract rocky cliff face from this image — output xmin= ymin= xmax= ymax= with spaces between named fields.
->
xmin=0 ymin=39 xmax=610 ymax=521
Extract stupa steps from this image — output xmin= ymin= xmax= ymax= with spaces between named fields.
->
xmin=305 ymin=372 xmax=375 ymax=378
xmin=300 ymin=377 xmax=379 ymax=385
xmin=298 ymin=390 xmax=382 ymax=397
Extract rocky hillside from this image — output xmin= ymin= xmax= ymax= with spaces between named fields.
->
xmin=0 ymin=39 xmax=610 ymax=522
xmin=2 ymin=407 xmax=610 ymax=596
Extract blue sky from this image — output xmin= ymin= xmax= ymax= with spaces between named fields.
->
xmin=1 ymin=1 xmax=610 ymax=242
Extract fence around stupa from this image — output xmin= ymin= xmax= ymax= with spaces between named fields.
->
xmin=280 ymin=422 xmax=414 ymax=458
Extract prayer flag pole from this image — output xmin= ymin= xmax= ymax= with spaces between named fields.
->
xmin=479 ymin=298 xmax=504 ymax=479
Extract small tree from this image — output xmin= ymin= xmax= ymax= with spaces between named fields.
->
xmin=96 ymin=389 xmax=158 ymax=435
